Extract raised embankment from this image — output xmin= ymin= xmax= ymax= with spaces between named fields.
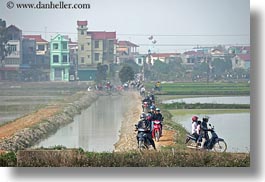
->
xmin=0 ymin=92 xmax=98 ymax=151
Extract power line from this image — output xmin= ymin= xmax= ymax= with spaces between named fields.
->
xmin=138 ymin=43 xmax=250 ymax=46
xmin=22 ymin=30 xmax=249 ymax=37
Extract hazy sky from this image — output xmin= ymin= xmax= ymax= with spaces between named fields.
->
xmin=1 ymin=0 xmax=250 ymax=53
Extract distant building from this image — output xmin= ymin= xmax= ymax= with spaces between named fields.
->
xmin=50 ymin=34 xmax=70 ymax=81
xmin=68 ymin=39 xmax=78 ymax=81
xmin=116 ymin=40 xmax=139 ymax=64
xmin=231 ymin=54 xmax=251 ymax=70
xmin=21 ymin=38 xmax=36 ymax=68
xmin=0 ymin=25 xmax=22 ymax=80
xmin=134 ymin=55 xmax=146 ymax=66
xmin=77 ymin=20 xmax=116 ymax=81
xmin=147 ymin=53 xmax=180 ymax=65
xmin=23 ymin=35 xmax=50 ymax=81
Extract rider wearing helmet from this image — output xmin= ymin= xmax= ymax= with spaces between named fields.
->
xmin=135 ymin=113 xmax=156 ymax=150
xmin=191 ymin=116 xmax=198 ymax=133
xmin=152 ymin=108 xmax=164 ymax=135
xmin=200 ymin=116 xmax=211 ymax=148
xmin=191 ymin=115 xmax=200 ymax=143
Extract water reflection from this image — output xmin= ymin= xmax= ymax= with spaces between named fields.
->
xmin=34 ymin=95 xmax=130 ymax=152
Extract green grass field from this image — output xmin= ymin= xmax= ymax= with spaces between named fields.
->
xmin=145 ymin=82 xmax=250 ymax=95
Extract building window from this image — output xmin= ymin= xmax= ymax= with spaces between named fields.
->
xmin=87 ymin=55 xmax=90 ymax=58
xmin=81 ymin=45 xmax=84 ymax=51
xmin=53 ymin=55 xmax=59 ymax=63
xmin=62 ymin=55 xmax=68 ymax=63
xmin=94 ymin=41 xmax=99 ymax=48
xmin=87 ymin=42 xmax=90 ymax=46
xmin=37 ymin=44 xmax=45 ymax=51
xmin=138 ymin=58 xmax=142 ymax=64
xmin=62 ymin=42 xmax=67 ymax=50
xmin=81 ymin=30 xmax=84 ymax=35
xmin=81 ymin=57 xmax=84 ymax=63
xmin=94 ymin=53 xmax=100 ymax=61
xmin=8 ymin=45 xmax=17 ymax=52
xmin=53 ymin=43 xmax=59 ymax=50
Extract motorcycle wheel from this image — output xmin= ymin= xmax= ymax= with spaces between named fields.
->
xmin=138 ymin=140 xmax=147 ymax=151
xmin=155 ymin=130 xmax=160 ymax=142
xmin=213 ymin=141 xmax=227 ymax=153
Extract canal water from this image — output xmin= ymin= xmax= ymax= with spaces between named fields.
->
xmin=34 ymin=95 xmax=130 ymax=152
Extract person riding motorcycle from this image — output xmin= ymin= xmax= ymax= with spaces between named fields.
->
xmin=152 ymin=108 xmax=164 ymax=135
xmin=135 ymin=113 xmax=156 ymax=150
xmin=148 ymin=92 xmax=155 ymax=104
xmin=200 ymin=116 xmax=212 ymax=149
xmin=142 ymin=96 xmax=151 ymax=105
xmin=142 ymin=96 xmax=152 ymax=111
xmin=191 ymin=116 xmax=199 ymax=141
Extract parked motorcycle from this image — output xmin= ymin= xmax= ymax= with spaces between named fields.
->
xmin=152 ymin=120 xmax=162 ymax=142
xmin=185 ymin=124 xmax=227 ymax=152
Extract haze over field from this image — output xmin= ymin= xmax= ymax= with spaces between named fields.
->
xmin=0 ymin=0 xmax=250 ymax=53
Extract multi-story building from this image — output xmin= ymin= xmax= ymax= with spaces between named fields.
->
xmin=116 ymin=40 xmax=139 ymax=64
xmin=0 ymin=25 xmax=22 ymax=80
xmin=22 ymin=35 xmax=50 ymax=81
xmin=50 ymin=34 xmax=70 ymax=81
xmin=68 ymin=39 xmax=78 ymax=81
xmin=77 ymin=20 xmax=116 ymax=81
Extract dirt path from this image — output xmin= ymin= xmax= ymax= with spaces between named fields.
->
xmin=0 ymin=105 xmax=60 ymax=140
xmin=114 ymin=92 xmax=176 ymax=152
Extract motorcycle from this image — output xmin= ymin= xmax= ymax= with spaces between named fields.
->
xmin=185 ymin=124 xmax=227 ymax=153
xmin=135 ymin=124 xmax=150 ymax=150
xmin=152 ymin=120 xmax=162 ymax=142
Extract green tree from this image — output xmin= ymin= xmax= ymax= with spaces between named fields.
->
xmin=211 ymin=58 xmax=232 ymax=78
xmin=95 ymin=63 xmax=108 ymax=83
xmin=119 ymin=65 xmax=134 ymax=84
xmin=123 ymin=59 xmax=141 ymax=74
xmin=0 ymin=19 xmax=9 ymax=65
xmin=152 ymin=59 xmax=169 ymax=74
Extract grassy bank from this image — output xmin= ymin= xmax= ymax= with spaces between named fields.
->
xmin=160 ymin=102 xmax=250 ymax=110
xmin=145 ymin=82 xmax=250 ymax=95
xmin=0 ymin=149 xmax=249 ymax=167
xmin=169 ymin=109 xmax=250 ymax=115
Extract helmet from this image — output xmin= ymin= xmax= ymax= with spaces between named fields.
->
xmin=140 ymin=113 xmax=146 ymax=119
xmin=202 ymin=116 xmax=209 ymax=122
xmin=146 ymin=113 xmax=152 ymax=120
xmin=192 ymin=116 xmax=198 ymax=122
xmin=150 ymin=105 xmax=155 ymax=110
xmin=155 ymin=108 xmax=160 ymax=112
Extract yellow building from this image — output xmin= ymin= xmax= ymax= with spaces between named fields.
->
xmin=77 ymin=21 xmax=116 ymax=80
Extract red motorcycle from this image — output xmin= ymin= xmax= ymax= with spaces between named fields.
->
xmin=152 ymin=120 xmax=162 ymax=142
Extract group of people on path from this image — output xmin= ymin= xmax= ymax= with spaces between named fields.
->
xmin=186 ymin=115 xmax=212 ymax=148
xmin=135 ymin=90 xmax=164 ymax=150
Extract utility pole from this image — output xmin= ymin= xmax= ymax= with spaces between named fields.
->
xmin=206 ymin=55 xmax=210 ymax=84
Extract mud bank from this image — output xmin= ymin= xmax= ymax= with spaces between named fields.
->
xmin=0 ymin=92 xmax=98 ymax=151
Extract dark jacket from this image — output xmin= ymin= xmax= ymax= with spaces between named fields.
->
xmin=152 ymin=113 xmax=163 ymax=121
xmin=137 ymin=119 xmax=151 ymax=132
xmin=201 ymin=121 xmax=210 ymax=140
